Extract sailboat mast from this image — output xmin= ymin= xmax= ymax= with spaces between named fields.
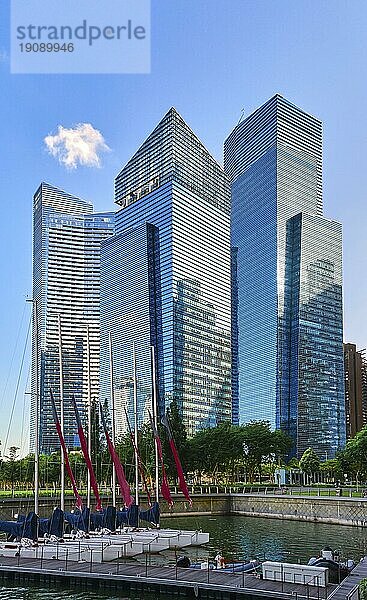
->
xmin=57 ymin=314 xmax=65 ymax=512
xmin=151 ymin=345 xmax=159 ymax=504
xmin=29 ymin=297 xmax=39 ymax=515
xmin=86 ymin=324 xmax=92 ymax=509
xmin=133 ymin=342 xmax=139 ymax=506
xmin=109 ymin=331 xmax=116 ymax=507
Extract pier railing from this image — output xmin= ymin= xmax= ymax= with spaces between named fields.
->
xmin=6 ymin=543 xmax=336 ymax=600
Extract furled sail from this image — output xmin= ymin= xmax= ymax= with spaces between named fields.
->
xmin=148 ymin=410 xmax=173 ymax=507
xmin=161 ymin=411 xmax=192 ymax=506
xmin=50 ymin=389 xmax=83 ymax=510
xmin=100 ymin=403 xmax=133 ymax=507
xmin=72 ymin=395 xmax=102 ymax=511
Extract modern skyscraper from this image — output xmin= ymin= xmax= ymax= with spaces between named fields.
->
xmin=31 ymin=182 xmax=114 ymax=452
xmin=100 ymin=108 xmax=232 ymax=437
xmin=224 ymin=94 xmax=345 ymax=458
xmin=344 ymin=343 xmax=367 ymax=439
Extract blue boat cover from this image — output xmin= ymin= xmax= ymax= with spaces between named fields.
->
xmin=105 ymin=505 xmax=116 ymax=531
xmin=139 ymin=502 xmax=160 ymax=525
xmin=0 ymin=512 xmax=38 ymax=541
xmin=64 ymin=507 xmax=90 ymax=532
xmin=116 ymin=503 xmax=139 ymax=528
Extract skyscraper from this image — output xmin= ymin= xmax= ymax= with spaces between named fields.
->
xmin=344 ymin=343 xmax=367 ymax=439
xmin=32 ymin=182 xmax=114 ymax=452
xmin=100 ymin=108 xmax=232 ymax=437
xmin=224 ymin=94 xmax=345 ymax=457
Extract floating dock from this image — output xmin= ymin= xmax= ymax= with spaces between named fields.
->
xmin=0 ymin=553 xmax=353 ymax=599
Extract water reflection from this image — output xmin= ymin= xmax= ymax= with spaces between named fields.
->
xmin=162 ymin=515 xmax=367 ymax=563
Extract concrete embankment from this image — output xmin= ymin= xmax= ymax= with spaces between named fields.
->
xmin=165 ymin=493 xmax=367 ymax=528
xmin=1 ymin=492 xmax=367 ymax=527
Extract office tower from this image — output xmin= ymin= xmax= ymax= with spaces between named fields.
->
xmin=100 ymin=108 xmax=232 ymax=437
xmin=344 ymin=343 xmax=367 ymax=438
xmin=31 ymin=182 xmax=114 ymax=452
xmin=224 ymin=94 xmax=345 ymax=458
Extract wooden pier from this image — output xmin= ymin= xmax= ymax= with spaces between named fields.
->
xmin=328 ymin=556 xmax=367 ymax=599
xmin=0 ymin=553 xmax=342 ymax=599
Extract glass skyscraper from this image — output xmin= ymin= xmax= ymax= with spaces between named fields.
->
xmin=225 ymin=95 xmax=345 ymax=457
xmin=100 ymin=108 xmax=232 ymax=437
xmin=32 ymin=182 xmax=114 ymax=452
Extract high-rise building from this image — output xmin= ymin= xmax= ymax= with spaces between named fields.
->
xmin=31 ymin=182 xmax=114 ymax=452
xmin=100 ymin=108 xmax=232 ymax=437
xmin=224 ymin=94 xmax=345 ymax=457
xmin=344 ymin=343 xmax=367 ymax=438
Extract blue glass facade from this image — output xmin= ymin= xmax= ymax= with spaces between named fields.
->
xmin=32 ymin=182 xmax=114 ymax=452
xmin=100 ymin=222 xmax=163 ymax=436
xmin=225 ymin=95 xmax=345 ymax=457
xmin=100 ymin=108 xmax=232 ymax=436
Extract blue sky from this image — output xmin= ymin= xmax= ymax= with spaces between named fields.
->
xmin=0 ymin=0 xmax=366 ymax=452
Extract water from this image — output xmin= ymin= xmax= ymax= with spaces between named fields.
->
xmin=1 ymin=515 xmax=366 ymax=598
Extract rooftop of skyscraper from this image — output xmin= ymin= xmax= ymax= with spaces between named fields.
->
xmin=114 ymin=107 xmax=230 ymax=214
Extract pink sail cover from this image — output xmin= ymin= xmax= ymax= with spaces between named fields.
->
xmin=149 ymin=411 xmax=173 ymax=507
xmin=100 ymin=404 xmax=133 ymax=507
xmin=161 ymin=412 xmax=192 ymax=506
xmin=49 ymin=390 xmax=83 ymax=510
xmin=72 ymin=395 xmax=102 ymax=511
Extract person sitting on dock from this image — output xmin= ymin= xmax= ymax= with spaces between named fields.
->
xmin=215 ymin=551 xmax=225 ymax=569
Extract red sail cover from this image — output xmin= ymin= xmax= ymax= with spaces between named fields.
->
xmin=124 ymin=408 xmax=152 ymax=506
xmin=72 ymin=396 xmax=102 ymax=511
xmin=99 ymin=404 xmax=133 ymax=508
xmin=148 ymin=411 xmax=173 ymax=507
xmin=49 ymin=390 xmax=83 ymax=510
xmin=161 ymin=412 xmax=192 ymax=506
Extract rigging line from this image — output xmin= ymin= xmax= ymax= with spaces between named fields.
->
xmin=0 ymin=302 xmax=27 ymax=413
xmin=3 ymin=312 xmax=32 ymax=455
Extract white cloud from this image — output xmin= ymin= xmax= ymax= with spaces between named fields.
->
xmin=44 ymin=123 xmax=110 ymax=169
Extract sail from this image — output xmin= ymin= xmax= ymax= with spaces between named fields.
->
xmin=161 ymin=411 xmax=192 ymax=506
xmin=124 ymin=407 xmax=152 ymax=506
xmin=50 ymin=389 xmax=83 ymax=510
xmin=148 ymin=410 xmax=173 ymax=507
xmin=99 ymin=403 xmax=133 ymax=507
xmin=72 ymin=395 xmax=102 ymax=511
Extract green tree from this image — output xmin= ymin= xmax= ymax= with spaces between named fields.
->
xmin=299 ymin=447 xmax=320 ymax=481
xmin=242 ymin=421 xmax=274 ymax=483
xmin=340 ymin=426 xmax=367 ymax=484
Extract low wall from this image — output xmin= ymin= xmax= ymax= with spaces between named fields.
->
xmin=229 ymin=493 xmax=367 ymax=527
xmin=162 ymin=493 xmax=367 ymax=528
xmin=1 ymin=493 xmax=367 ymax=528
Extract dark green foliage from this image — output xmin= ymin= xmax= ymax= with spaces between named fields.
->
xmin=299 ymin=447 xmax=320 ymax=475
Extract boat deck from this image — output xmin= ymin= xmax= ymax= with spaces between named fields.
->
xmin=0 ymin=554 xmax=340 ymax=598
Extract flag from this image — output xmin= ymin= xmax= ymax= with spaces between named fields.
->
xmin=161 ymin=411 xmax=192 ymax=506
xmin=49 ymin=390 xmax=83 ymax=510
xmin=72 ymin=395 xmax=102 ymax=511
xmin=148 ymin=410 xmax=173 ymax=507
xmin=99 ymin=403 xmax=133 ymax=508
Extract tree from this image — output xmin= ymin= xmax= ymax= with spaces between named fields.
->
xmin=5 ymin=446 xmax=20 ymax=496
xmin=187 ymin=421 xmax=243 ymax=482
xmin=299 ymin=447 xmax=320 ymax=481
xmin=242 ymin=421 xmax=274 ymax=483
xmin=340 ymin=426 xmax=367 ymax=483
